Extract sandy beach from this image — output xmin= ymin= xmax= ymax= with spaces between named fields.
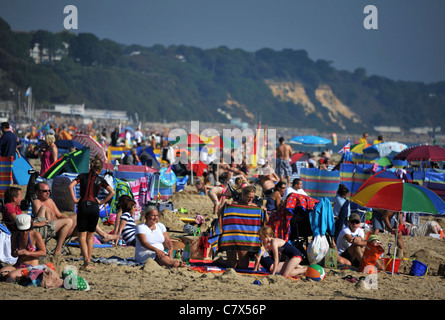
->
xmin=1 ymin=180 xmax=445 ymax=305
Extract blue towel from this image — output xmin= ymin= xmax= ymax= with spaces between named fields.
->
xmin=309 ymin=197 xmax=335 ymax=237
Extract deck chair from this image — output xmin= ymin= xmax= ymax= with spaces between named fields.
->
xmin=43 ymin=232 xmax=72 ymax=256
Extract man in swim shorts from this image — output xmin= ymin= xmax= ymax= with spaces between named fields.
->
xmin=276 ymin=137 xmax=293 ymax=185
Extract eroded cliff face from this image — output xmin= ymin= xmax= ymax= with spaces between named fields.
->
xmin=265 ymin=80 xmax=316 ymax=115
xmin=315 ymin=85 xmax=361 ymax=129
xmin=220 ymin=93 xmax=255 ymax=121
xmin=265 ymin=80 xmax=361 ymax=129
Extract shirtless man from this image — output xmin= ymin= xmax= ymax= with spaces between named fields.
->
xmin=218 ymin=155 xmax=247 ymax=183
xmin=258 ymin=159 xmax=279 ymax=198
xmin=32 ymin=182 xmax=118 ymax=255
xmin=276 ymin=137 xmax=293 ymax=185
xmin=32 ymin=182 xmax=75 ymax=255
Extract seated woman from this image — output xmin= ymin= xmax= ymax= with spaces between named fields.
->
xmin=111 ymin=195 xmax=132 ymax=245
xmin=265 ymin=181 xmax=286 ymax=212
xmin=116 ymin=199 xmax=138 ymax=247
xmin=134 ymin=206 xmax=185 ymax=267
xmin=0 ymin=215 xmax=46 ymax=282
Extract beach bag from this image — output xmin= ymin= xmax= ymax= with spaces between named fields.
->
xmin=41 ymin=267 xmax=63 ymax=289
xmin=307 ymin=235 xmax=329 ymax=264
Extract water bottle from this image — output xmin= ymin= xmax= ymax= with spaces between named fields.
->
xmin=118 ymin=235 xmax=123 ymax=246
xmin=183 ymin=242 xmax=191 ymax=264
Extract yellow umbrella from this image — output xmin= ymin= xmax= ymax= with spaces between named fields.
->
xmin=350 ymin=142 xmax=371 ymax=154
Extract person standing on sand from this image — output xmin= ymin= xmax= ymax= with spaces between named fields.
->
xmin=276 ymin=137 xmax=293 ymax=185
xmin=69 ymin=157 xmax=115 ymax=270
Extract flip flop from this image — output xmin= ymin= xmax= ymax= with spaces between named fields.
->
xmin=342 ymin=275 xmax=358 ymax=283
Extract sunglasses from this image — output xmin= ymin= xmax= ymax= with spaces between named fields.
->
xmin=39 ymin=190 xmax=51 ymax=193
xmin=349 ymin=220 xmax=360 ymax=224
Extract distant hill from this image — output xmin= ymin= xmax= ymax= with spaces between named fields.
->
xmin=1 ymin=17 xmax=444 ymax=134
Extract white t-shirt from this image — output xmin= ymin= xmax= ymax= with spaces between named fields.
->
xmin=336 ymin=227 xmax=365 ymax=255
xmin=283 ymin=186 xmax=308 ymax=200
xmin=135 ymin=222 xmax=167 ymax=263
xmin=134 ymin=130 xmax=143 ymax=143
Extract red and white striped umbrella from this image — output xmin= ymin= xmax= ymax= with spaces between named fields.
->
xmin=72 ymin=134 xmax=107 ymax=163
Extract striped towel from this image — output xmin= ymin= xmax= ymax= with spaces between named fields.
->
xmin=0 ymin=156 xmax=13 ymax=199
xmin=211 ymin=204 xmax=264 ymax=254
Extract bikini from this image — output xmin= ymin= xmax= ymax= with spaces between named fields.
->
xmin=13 ymin=232 xmax=37 ymax=268
xmin=16 ymin=232 xmax=37 ymax=253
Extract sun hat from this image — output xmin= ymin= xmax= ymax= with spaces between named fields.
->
xmin=368 ymin=234 xmax=380 ymax=242
xmin=16 ymin=214 xmax=31 ymax=230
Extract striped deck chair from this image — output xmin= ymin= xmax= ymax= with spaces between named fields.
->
xmin=209 ymin=204 xmax=265 ymax=254
xmin=0 ymin=156 xmax=13 ymax=200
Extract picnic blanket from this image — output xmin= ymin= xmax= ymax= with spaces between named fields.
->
xmin=208 ymin=204 xmax=265 ymax=254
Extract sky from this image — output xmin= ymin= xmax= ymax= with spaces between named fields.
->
xmin=1 ymin=0 xmax=444 ymax=83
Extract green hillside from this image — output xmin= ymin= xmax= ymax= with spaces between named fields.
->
xmin=1 ymin=17 xmax=444 ymax=133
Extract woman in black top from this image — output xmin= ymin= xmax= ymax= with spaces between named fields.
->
xmin=69 ymin=157 xmax=115 ymax=270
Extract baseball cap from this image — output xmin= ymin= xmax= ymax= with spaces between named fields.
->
xmin=16 ymin=214 xmax=31 ymax=231
xmin=348 ymin=213 xmax=361 ymax=223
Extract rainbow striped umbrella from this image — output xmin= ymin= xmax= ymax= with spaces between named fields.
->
xmin=351 ymin=181 xmax=445 ymax=215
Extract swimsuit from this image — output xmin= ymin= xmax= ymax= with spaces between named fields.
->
xmin=16 ymin=232 xmax=37 ymax=253
xmin=208 ymin=186 xmax=226 ymax=205
xmin=13 ymin=232 xmax=37 ymax=268
xmin=279 ymin=242 xmax=303 ymax=260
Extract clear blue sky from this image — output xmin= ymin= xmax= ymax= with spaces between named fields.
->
xmin=1 ymin=0 xmax=444 ymax=83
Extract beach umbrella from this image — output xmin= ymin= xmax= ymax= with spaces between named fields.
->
xmin=41 ymin=147 xmax=90 ymax=179
xmin=357 ymin=169 xmax=413 ymax=193
xmin=362 ymin=141 xmax=408 ymax=159
xmin=351 ymin=181 xmax=445 ymax=215
xmin=291 ymin=152 xmax=309 ymax=163
xmin=289 ymin=135 xmax=331 ymax=147
xmin=72 ymin=134 xmax=108 ymax=162
xmin=375 ymin=156 xmax=409 ymax=168
xmin=394 ymin=144 xmax=445 ymax=162
xmin=170 ymin=134 xmax=205 ymax=147
xmin=350 ymin=142 xmax=371 ymax=154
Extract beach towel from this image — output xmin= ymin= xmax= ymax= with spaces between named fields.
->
xmin=0 ymin=223 xmax=18 ymax=264
xmin=309 ymin=197 xmax=336 ymax=237
xmin=209 ymin=204 xmax=264 ymax=254
xmin=109 ymin=177 xmax=134 ymax=213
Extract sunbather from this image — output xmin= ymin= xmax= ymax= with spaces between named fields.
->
xmin=0 ymin=215 xmax=46 ymax=283
xmin=135 ymin=206 xmax=185 ymax=268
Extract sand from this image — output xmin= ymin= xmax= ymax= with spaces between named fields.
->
xmin=1 ymin=161 xmax=445 ymax=304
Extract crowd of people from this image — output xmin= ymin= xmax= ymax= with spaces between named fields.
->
xmin=0 ymin=123 xmax=444 ymax=286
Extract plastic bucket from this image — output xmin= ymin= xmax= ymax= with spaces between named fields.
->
xmin=384 ymin=258 xmax=402 ymax=273
xmin=409 ymin=260 xmax=428 ymax=276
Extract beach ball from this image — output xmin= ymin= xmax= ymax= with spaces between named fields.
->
xmin=305 ymin=264 xmax=326 ymax=282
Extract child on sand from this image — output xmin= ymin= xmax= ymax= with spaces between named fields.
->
xmin=358 ymin=234 xmax=385 ymax=273
xmin=258 ymin=226 xmax=307 ymax=277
